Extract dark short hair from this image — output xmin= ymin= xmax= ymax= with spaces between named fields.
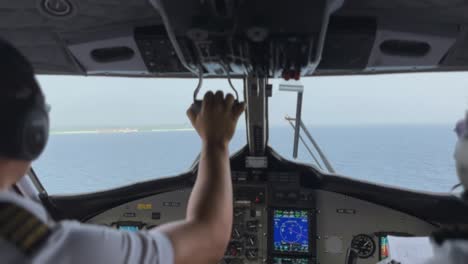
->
xmin=0 ymin=38 xmax=42 ymax=104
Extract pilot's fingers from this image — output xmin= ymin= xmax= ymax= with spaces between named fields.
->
xmin=186 ymin=106 xmax=196 ymax=125
xmin=232 ymin=102 xmax=246 ymax=120
xmin=214 ymin=90 xmax=224 ymax=104
xmin=225 ymin=93 xmax=235 ymax=109
xmin=202 ymin=91 xmax=215 ymax=109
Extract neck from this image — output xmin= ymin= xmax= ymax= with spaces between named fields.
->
xmin=0 ymin=159 xmax=30 ymax=190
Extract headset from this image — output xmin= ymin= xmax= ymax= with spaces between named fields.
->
xmin=0 ymin=40 xmax=49 ymax=161
xmin=0 ymin=91 xmax=49 ymax=161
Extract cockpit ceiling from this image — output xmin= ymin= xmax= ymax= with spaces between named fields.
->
xmin=2 ymin=0 xmax=468 ymax=77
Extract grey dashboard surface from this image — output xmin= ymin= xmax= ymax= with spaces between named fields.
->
xmin=88 ymin=187 xmax=435 ymax=264
xmin=315 ymin=190 xmax=434 ymax=264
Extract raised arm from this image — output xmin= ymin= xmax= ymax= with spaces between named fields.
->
xmin=154 ymin=91 xmax=245 ymax=264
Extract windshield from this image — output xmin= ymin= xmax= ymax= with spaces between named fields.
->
xmin=268 ymin=73 xmax=466 ymax=192
xmin=34 ymin=73 xmax=466 ymax=194
xmin=34 ymin=76 xmax=246 ymax=194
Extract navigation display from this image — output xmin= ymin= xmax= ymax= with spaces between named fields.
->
xmin=273 ymin=257 xmax=309 ymax=264
xmin=273 ymin=209 xmax=309 ymax=253
xmin=118 ymin=225 xmax=139 ymax=232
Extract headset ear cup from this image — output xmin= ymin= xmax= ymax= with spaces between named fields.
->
xmin=19 ymin=109 xmax=49 ymax=161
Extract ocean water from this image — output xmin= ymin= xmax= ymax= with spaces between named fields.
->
xmin=33 ymin=125 xmax=459 ymax=195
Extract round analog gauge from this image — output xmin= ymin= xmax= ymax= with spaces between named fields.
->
xmin=351 ymin=234 xmax=376 ymax=258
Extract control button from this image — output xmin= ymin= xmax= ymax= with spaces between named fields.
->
xmin=275 ymin=192 xmax=285 ymax=200
xmin=250 ymin=209 xmax=256 ymax=218
xmin=123 ymin=212 xmax=136 ymax=217
xmin=336 ymin=208 xmax=356 ymax=214
xmin=137 ymin=203 xmax=152 ymax=210
xmin=245 ymin=248 xmax=258 ymax=260
xmin=293 ymin=71 xmax=300 ymax=81
xmin=42 ymin=0 xmax=73 ymax=17
xmin=238 ymin=175 xmax=247 ymax=181
xmin=235 ymin=200 xmax=251 ymax=207
xmin=234 ymin=208 xmax=245 ymax=217
xmin=254 ymin=192 xmax=264 ymax=203
xmin=162 ymin=202 xmax=181 ymax=207
xmin=226 ymin=241 xmax=243 ymax=257
xmin=300 ymin=193 xmax=307 ymax=201
xmin=232 ymin=226 xmax=242 ymax=240
xmin=247 ymin=220 xmax=259 ymax=232
xmin=246 ymin=235 xmax=257 ymax=247
xmin=252 ymin=174 xmax=260 ymax=181
xmin=287 ymin=192 xmax=298 ymax=200
xmin=152 ymin=212 xmax=161 ymax=220
xmin=222 ymin=259 xmax=243 ymax=264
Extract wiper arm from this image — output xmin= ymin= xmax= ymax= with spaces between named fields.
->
xmin=278 ymin=82 xmax=304 ymax=159
xmin=285 ymin=116 xmax=336 ymax=173
xmin=285 ymin=118 xmax=323 ymax=170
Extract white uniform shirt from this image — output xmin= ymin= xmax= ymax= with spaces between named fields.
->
xmin=0 ymin=191 xmax=174 ymax=264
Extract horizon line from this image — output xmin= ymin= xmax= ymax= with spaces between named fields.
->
xmin=50 ymin=123 xmax=456 ymax=135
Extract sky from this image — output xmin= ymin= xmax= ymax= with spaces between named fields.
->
xmin=36 ymin=72 xmax=468 ymax=131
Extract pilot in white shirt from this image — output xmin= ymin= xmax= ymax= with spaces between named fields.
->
xmin=0 ymin=38 xmax=245 ymax=264
xmin=0 ymin=190 xmax=174 ymax=264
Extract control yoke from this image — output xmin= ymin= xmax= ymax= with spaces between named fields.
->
xmin=192 ymin=65 xmax=240 ymax=112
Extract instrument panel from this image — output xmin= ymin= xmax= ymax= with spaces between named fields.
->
xmin=272 ymin=209 xmax=310 ymax=254
xmin=87 ymin=171 xmax=435 ymax=264
xmin=225 ymin=186 xmax=267 ymax=263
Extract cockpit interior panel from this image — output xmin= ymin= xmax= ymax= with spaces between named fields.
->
xmin=87 ymin=167 xmax=436 ymax=264
xmin=7 ymin=0 xmax=468 ymax=263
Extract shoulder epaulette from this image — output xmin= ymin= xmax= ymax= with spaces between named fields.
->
xmin=0 ymin=201 xmax=51 ymax=256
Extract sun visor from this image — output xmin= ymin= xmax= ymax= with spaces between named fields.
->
xmin=64 ymin=28 xmax=150 ymax=76
xmin=365 ymin=21 xmax=459 ymax=72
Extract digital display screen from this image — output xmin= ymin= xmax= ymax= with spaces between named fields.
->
xmin=118 ymin=225 xmax=139 ymax=232
xmin=273 ymin=209 xmax=309 ymax=253
xmin=273 ymin=257 xmax=309 ymax=264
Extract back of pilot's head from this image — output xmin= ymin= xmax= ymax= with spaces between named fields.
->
xmin=0 ymin=38 xmax=49 ymax=162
